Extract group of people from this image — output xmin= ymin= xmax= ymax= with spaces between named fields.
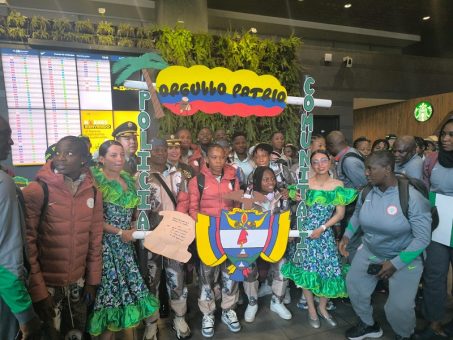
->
xmin=1 ymin=115 xmax=453 ymax=340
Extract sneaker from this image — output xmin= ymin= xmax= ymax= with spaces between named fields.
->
xmin=283 ymin=289 xmax=291 ymax=304
xmin=297 ymin=295 xmax=308 ymax=310
xmin=345 ymin=320 xmax=383 ymax=340
xmin=143 ymin=322 xmax=158 ymax=340
xmin=258 ymin=282 xmax=273 ymax=297
xmin=326 ymin=299 xmax=336 ymax=311
xmin=270 ymin=296 xmax=292 ymax=320
xmin=244 ymin=303 xmax=258 ymax=323
xmin=221 ymin=309 xmax=241 ymax=333
xmin=172 ymin=316 xmax=191 ymax=340
xmin=201 ymin=314 xmax=215 ymax=338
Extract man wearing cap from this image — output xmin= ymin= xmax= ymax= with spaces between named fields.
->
xmin=136 ymin=138 xmax=191 ymax=340
xmin=112 ymin=121 xmax=139 ymax=176
xmin=386 ymin=133 xmax=397 ymax=151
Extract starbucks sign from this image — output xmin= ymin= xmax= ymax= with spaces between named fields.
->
xmin=414 ymin=101 xmax=433 ymax=122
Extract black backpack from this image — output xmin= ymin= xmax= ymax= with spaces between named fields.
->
xmin=197 ymin=173 xmax=236 ymax=203
xmin=360 ymin=173 xmax=439 ymax=231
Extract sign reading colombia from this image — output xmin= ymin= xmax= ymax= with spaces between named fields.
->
xmin=156 ymin=65 xmax=287 ymax=117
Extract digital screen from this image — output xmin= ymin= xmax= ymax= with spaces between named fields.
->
xmin=1 ymin=48 xmax=142 ymax=166
xmin=77 ymin=53 xmax=113 ymax=110
xmin=40 ymin=51 xmax=79 ymax=110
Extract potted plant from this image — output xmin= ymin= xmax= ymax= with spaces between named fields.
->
xmin=117 ymin=22 xmax=135 ymax=47
xmin=74 ymin=19 xmax=95 ymax=44
xmin=30 ymin=16 xmax=50 ymax=40
xmin=136 ymin=24 xmax=155 ymax=49
xmin=6 ymin=10 xmax=27 ymax=41
xmin=96 ymin=20 xmax=115 ymax=46
xmin=52 ymin=18 xmax=74 ymax=42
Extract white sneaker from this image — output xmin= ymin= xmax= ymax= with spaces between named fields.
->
xmin=283 ymin=289 xmax=291 ymax=304
xmin=270 ymin=297 xmax=292 ymax=320
xmin=173 ymin=316 xmax=191 ymax=340
xmin=143 ymin=322 xmax=158 ymax=340
xmin=221 ymin=309 xmax=241 ymax=333
xmin=201 ymin=314 xmax=215 ymax=338
xmin=257 ymin=282 xmax=272 ymax=298
xmin=244 ymin=303 xmax=258 ymax=323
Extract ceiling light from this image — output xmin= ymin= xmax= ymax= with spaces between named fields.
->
xmin=177 ymin=19 xmax=184 ymax=24
xmin=98 ymin=7 xmax=106 ymax=15
xmin=422 ymin=16 xmax=431 ymax=21
xmin=344 ymin=3 xmax=352 ymax=8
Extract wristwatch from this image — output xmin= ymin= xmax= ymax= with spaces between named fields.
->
xmin=117 ymin=229 xmax=123 ymax=236
xmin=320 ymin=224 xmax=327 ymax=231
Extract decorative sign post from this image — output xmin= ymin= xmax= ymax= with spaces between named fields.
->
xmin=136 ymin=90 xmax=152 ymax=231
xmin=292 ymin=76 xmax=315 ymax=264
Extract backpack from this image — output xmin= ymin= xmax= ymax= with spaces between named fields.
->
xmin=17 ymin=180 xmax=97 ymax=231
xmin=197 ymin=173 xmax=236 ymax=203
xmin=340 ymin=152 xmax=365 ymax=177
xmin=360 ymin=173 xmax=439 ymax=231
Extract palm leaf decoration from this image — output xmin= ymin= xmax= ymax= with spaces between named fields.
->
xmin=112 ymin=53 xmax=169 ymax=122
xmin=112 ymin=52 xmax=168 ymax=85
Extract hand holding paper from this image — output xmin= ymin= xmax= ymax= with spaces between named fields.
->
xmin=143 ymin=211 xmax=195 ymax=263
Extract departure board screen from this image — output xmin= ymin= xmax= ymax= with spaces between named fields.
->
xmin=1 ymin=48 xmax=141 ymax=166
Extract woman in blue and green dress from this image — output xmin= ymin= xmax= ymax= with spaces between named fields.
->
xmin=282 ymin=150 xmax=357 ymax=328
xmin=87 ymin=140 xmax=159 ymax=339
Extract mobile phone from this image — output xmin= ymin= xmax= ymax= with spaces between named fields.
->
xmin=367 ymin=263 xmax=383 ymax=275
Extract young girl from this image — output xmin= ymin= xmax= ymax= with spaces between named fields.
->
xmin=243 ymin=166 xmax=292 ymax=323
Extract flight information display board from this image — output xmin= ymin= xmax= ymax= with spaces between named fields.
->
xmin=40 ymin=51 xmax=79 ymax=110
xmin=1 ymin=48 xmax=142 ymax=166
xmin=77 ymin=53 xmax=112 ymax=110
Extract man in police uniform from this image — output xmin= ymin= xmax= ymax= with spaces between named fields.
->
xmin=112 ymin=121 xmax=139 ymax=176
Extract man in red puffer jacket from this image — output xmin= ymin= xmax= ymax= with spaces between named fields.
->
xmin=187 ymin=144 xmax=241 ymax=338
xmin=22 ymin=136 xmax=103 ymax=339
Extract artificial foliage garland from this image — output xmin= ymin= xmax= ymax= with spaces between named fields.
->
xmin=91 ymin=166 xmax=140 ymax=208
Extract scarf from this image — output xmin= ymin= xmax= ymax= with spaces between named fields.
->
xmin=438 ymin=119 xmax=453 ymax=168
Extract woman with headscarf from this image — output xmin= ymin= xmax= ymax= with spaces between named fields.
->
xmin=417 ymin=117 xmax=453 ymax=339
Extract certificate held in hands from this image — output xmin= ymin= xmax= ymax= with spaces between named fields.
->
xmin=143 ymin=211 xmax=195 ymax=263
xmin=431 ymin=192 xmax=453 ymax=247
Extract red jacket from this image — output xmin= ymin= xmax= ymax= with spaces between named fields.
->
xmin=187 ymin=164 xmax=239 ymax=221
xmin=23 ymin=162 xmax=103 ymax=302
xmin=188 ymin=146 xmax=206 ymax=174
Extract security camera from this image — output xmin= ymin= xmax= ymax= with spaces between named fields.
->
xmin=343 ymin=56 xmax=353 ymax=68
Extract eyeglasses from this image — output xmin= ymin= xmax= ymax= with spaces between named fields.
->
xmin=311 ymin=158 xmax=330 ymax=165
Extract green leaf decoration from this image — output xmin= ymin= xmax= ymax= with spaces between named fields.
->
xmin=111 ymin=53 xmax=169 ymax=85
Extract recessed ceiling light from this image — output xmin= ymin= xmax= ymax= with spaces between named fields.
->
xmin=344 ymin=3 xmax=352 ymax=8
xmin=422 ymin=16 xmax=431 ymax=21
xmin=177 ymin=19 xmax=185 ymax=24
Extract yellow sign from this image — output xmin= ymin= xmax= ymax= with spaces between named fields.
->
xmin=81 ymin=110 xmax=113 ymax=154
xmin=156 ymin=65 xmax=287 ymax=117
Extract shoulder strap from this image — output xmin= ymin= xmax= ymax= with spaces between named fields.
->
xmin=197 ymin=173 xmax=205 ymax=202
xmin=341 ymin=152 xmax=364 ymax=176
xmin=360 ymin=184 xmax=373 ymax=204
xmin=92 ymin=186 xmax=97 ymax=206
xmin=151 ymin=173 xmax=177 ymax=208
xmin=397 ymin=177 xmax=410 ymax=219
xmin=38 ymin=180 xmax=49 ymax=228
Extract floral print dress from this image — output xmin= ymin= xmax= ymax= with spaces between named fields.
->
xmin=87 ymin=167 xmax=159 ymax=335
xmin=282 ymin=186 xmax=357 ymax=298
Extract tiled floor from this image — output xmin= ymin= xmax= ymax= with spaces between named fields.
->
xmin=125 ymin=282 xmax=453 ymax=340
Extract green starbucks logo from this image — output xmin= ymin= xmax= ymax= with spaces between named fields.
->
xmin=414 ymin=101 xmax=433 ymax=122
